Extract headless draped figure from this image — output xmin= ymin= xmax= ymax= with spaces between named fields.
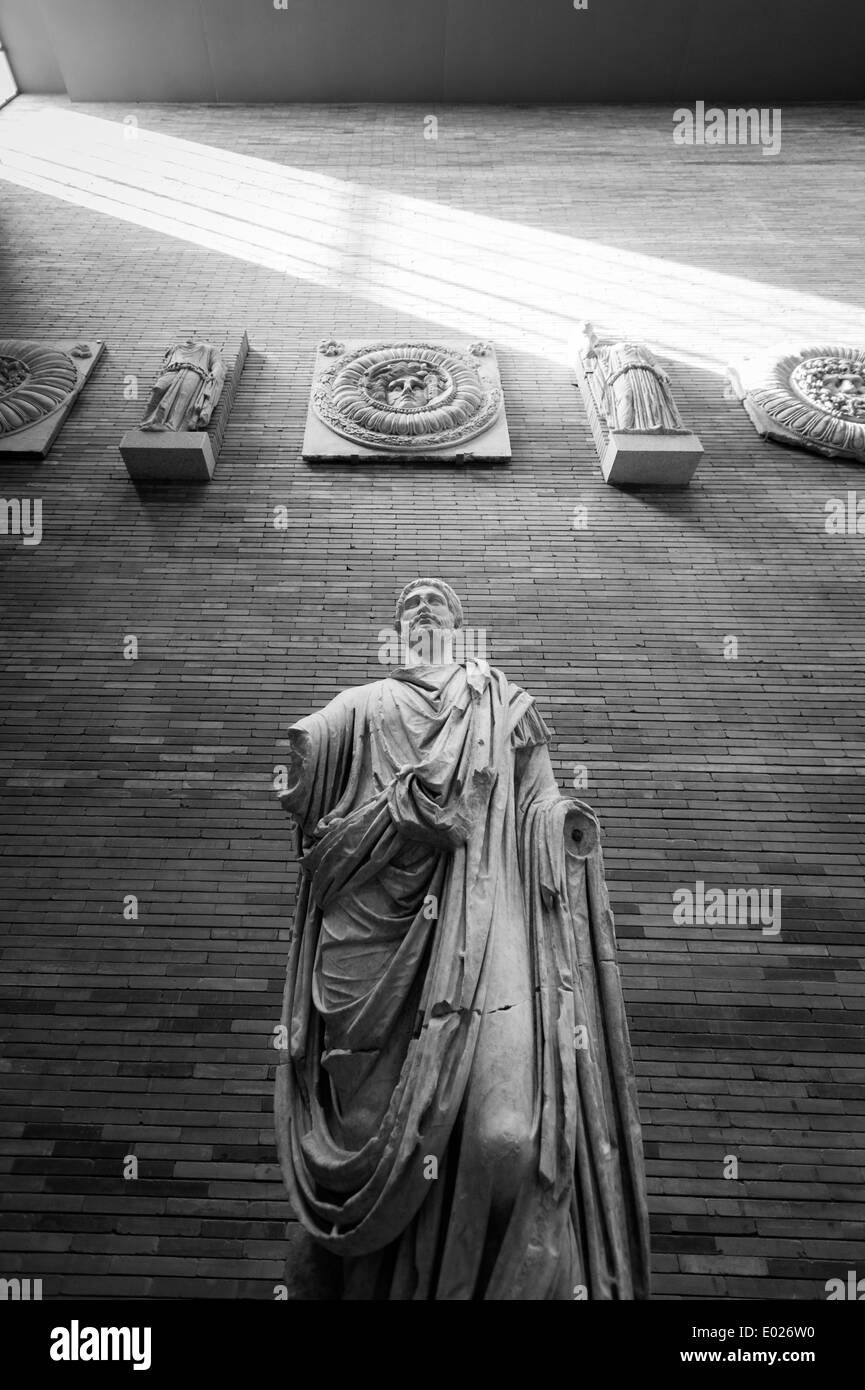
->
xmin=139 ymin=337 xmax=226 ymax=433
xmin=581 ymin=322 xmax=685 ymax=433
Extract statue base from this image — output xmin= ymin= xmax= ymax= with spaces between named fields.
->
xmin=574 ymin=344 xmax=702 ymax=486
xmin=599 ymin=431 xmax=704 ymax=486
xmin=120 ymin=331 xmax=249 ymax=483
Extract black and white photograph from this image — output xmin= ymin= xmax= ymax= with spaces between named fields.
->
xmin=0 ymin=0 xmax=862 ymax=1371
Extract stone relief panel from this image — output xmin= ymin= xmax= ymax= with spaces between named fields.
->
xmin=0 ymin=340 xmax=104 ymax=457
xmin=303 ymin=340 xmax=511 ymax=462
xmin=728 ymin=344 xmax=865 ymax=463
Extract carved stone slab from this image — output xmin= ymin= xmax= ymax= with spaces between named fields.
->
xmin=302 ymin=339 xmax=511 ymax=463
xmin=574 ymin=328 xmax=702 ymax=487
xmin=120 ymin=331 xmax=249 ymax=483
xmin=727 ymin=344 xmax=865 ymax=464
xmin=0 ymin=339 xmax=105 ymax=459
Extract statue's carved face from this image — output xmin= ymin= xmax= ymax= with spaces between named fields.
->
xmin=792 ymin=356 xmax=865 ymax=419
xmin=398 ymin=584 xmax=455 ymax=638
xmin=386 ymin=372 xmax=428 ymax=407
xmin=365 ymin=361 xmax=446 ymax=413
xmin=829 ymin=370 xmax=863 ymax=393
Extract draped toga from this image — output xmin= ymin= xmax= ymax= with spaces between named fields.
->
xmin=275 ymin=658 xmax=650 ymax=1300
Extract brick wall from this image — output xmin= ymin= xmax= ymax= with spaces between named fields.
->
xmin=0 ymin=98 xmax=863 ymax=1299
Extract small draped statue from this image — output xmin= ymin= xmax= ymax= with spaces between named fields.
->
xmin=139 ymin=336 xmax=226 ymax=433
xmin=581 ymin=321 xmax=686 ymax=434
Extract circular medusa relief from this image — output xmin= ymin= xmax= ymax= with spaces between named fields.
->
xmin=312 ymin=343 xmax=502 ymax=451
xmin=0 ymin=341 xmax=79 ymax=437
xmin=744 ymin=344 xmax=865 ymax=460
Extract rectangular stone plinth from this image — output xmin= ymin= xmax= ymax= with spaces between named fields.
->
xmin=601 ymin=431 xmax=704 ymax=486
xmin=574 ymin=347 xmax=702 ymax=487
xmin=119 ymin=429 xmax=217 ymax=481
xmin=302 ymin=339 xmax=511 ymax=463
xmin=0 ymin=340 xmax=105 ymax=459
xmin=120 ymin=331 xmax=248 ymax=483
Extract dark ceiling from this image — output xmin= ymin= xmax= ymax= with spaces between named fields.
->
xmin=0 ymin=0 xmax=860 ymax=103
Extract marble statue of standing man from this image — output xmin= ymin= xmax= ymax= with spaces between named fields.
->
xmin=275 ymin=580 xmax=650 ymax=1300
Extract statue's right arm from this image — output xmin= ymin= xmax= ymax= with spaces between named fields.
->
xmin=277 ymin=725 xmax=315 ymax=823
xmin=275 ymin=685 xmax=373 ymax=832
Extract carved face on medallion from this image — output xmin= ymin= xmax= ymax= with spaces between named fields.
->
xmin=791 ymin=356 xmax=865 ymax=420
xmin=372 ymin=363 xmax=447 ymax=412
xmin=313 ymin=343 xmax=501 ymax=451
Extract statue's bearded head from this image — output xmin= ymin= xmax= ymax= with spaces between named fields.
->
xmin=395 ymin=578 xmax=463 ymax=643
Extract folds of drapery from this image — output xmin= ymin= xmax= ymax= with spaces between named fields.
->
xmin=275 ymin=666 xmax=524 ymax=1257
xmin=274 ymin=666 xmax=650 ymax=1297
xmin=516 ymin=778 xmax=651 ymax=1300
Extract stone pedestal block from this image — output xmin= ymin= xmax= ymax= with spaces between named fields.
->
xmin=119 ymin=429 xmax=217 ymax=482
xmin=600 ymin=430 xmax=704 ymax=486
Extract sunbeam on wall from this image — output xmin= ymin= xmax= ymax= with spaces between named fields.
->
xmin=1 ymin=105 xmax=864 ymax=369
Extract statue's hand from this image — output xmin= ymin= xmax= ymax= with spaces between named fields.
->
xmin=562 ymin=800 xmax=600 ymax=860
